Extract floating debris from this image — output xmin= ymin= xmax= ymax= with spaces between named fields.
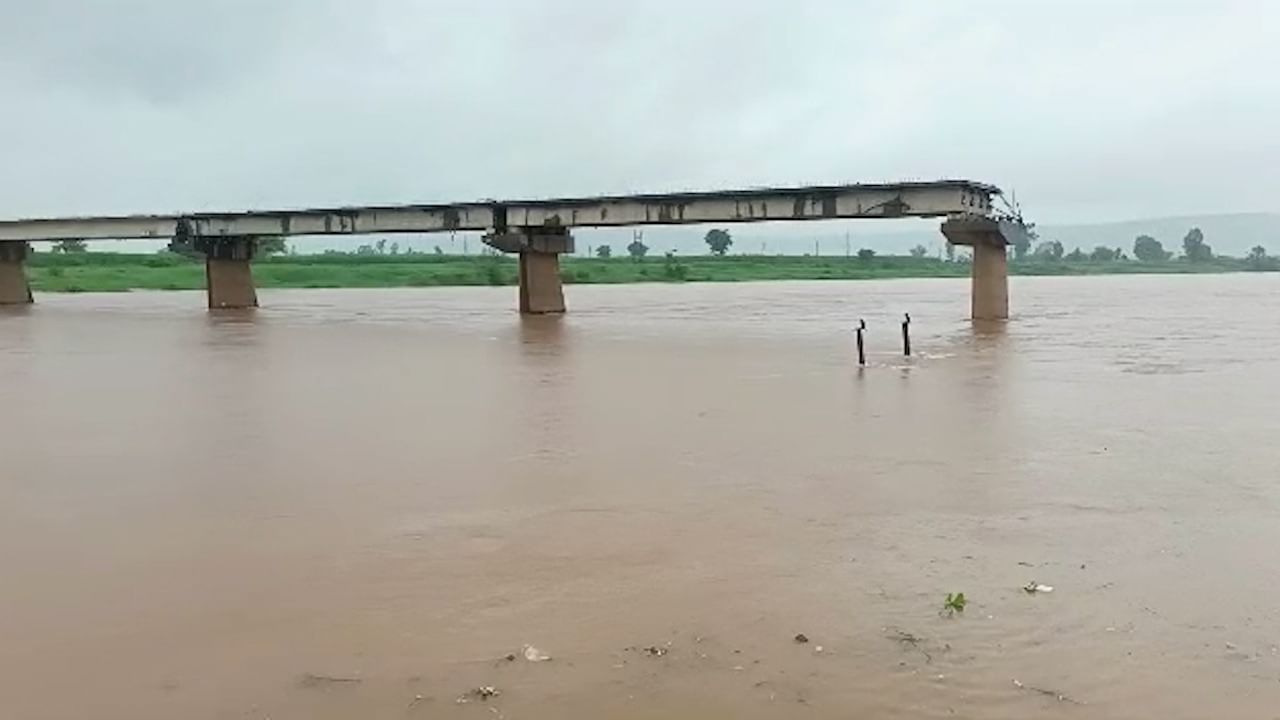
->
xmin=1013 ymin=679 xmax=1083 ymax=704
xmin=623 ymin=642 xmax=674 ymax=657
xmin=298 ymin=673 xmax=362 ymax=688
xmin=888 ymin=628 xmax=923 ymax=645
xmin=457 ymin=686 xmax=501 ymax=704
xmin=887 ymin=627 xmax=935 ymax=664
xmin=1023 ymin=582 xmax=1055 ymax=594
xmin=522 ymin=645 xmax=552 ymax=662
xmin=794 ymin=633 xmax=810 ymax=644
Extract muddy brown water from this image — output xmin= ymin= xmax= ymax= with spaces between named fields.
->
xmin=2 ymin=275 xmax=1279 ymax=719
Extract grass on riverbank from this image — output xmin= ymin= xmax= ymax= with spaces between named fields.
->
xmin=24 ymin=251 xmax=1279 ymax=293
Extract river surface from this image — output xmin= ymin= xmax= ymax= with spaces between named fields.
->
xmin=2 ymin=275 xmax=1279 ymax=719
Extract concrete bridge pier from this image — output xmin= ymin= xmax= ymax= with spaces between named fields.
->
xmin=0 ymin=242 xmax=33 ymax=304
xmin=197 ymin=236 xmax=258 ymax=309
xmin=484 ymin=227 xmax=574 ymax=314
xmin=518 ymin=251 xmax=565 ymax=314
xmin=942 ymin=216 xmax=1017 ymax=321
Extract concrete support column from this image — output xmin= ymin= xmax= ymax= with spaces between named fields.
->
xmin=518 ymin=251 xmax=565 ymax=314
xmin=199 ymin=236 xmax=258 ymax=309
xmin=0 ymin=242 xmax=33 ymax=305
xmin=941 ymin=216 xmax=1018 ymax=321
xmin=483 ymin=227 xmax=574 ymax=314
xmin=970 ymin=241 xmax=1009 ymax=321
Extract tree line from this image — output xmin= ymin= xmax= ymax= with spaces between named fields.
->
xmin=1014 ymin=226 xmax=1271 ymax=266
xmin=32 ymin=225 xmax=1277 ymax=269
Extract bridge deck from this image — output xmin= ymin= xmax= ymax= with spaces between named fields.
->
xmin=0 ymin=180 xmax=998 ymax=242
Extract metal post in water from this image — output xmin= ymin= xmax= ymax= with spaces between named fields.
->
xmin=856 ymin=319 xmax=867 ymax=366
xmin=902 ymin=313 xmax=912 ymax=357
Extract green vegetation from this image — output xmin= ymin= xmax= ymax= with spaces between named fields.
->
xmin=258 ymin=236 xmax=289 ymax=256
xmin=51 ymin=239 xmax=88 ymax=254
xmin=21 ymin=238 xmax=1279 ymax=294
xmin=942 ymin=592 xmax=968 ymax=616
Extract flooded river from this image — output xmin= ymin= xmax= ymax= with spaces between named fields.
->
xmin=3 ymin=275 xmax=1279 ymax=719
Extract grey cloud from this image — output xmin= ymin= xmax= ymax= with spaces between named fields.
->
xmin=0 ymin=1 xmax=327 ymax=102
xmin=0 ymin=0 xmax=1277 ymax=225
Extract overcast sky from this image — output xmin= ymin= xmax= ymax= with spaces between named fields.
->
xmin=1 ymin=0 xmax=1277 ymax=226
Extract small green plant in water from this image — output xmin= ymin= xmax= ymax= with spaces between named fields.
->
xmin=942 ymin=592 xmax=967 ymax=616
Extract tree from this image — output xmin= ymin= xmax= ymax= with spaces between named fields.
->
xmin=390 ymin=242 xmax=400 ymax=255
xmin=856 ymin=248 xmax=876 ymax=260
xmin=704 ymin=228 xmax=732 ymax=256
xmin=51 ymin=239 xmax=88 ymax=253
xmin=167 ymin=232 xmax=199 ymax=258
xmin=375 ymin=238 xmax=387 ymax=255
xmin=1247 ymin=245 xmax=1272 ymax=270
xmin=1065 ymin=247 xmax=1087 ymax=262
xmin=945 ymin=242 xmax=956 ymax=262
xmin=1011 ymin=232 xmax=1031 ymax=261
xmin=596 ymin=245 xmax=612 ymax=259
xmin=909 ymin=244 xmax=928 ymax=258
xmin=1182 ymin=227 xmax=1212 ymax=262
xmin=257 ymin=236 xmax=287 ymax=256
xmin=1133 ymin=235 xmax=1170 ymax=262
xmin=1032 ymin=240 xmax=1064 ymax=261
xmin=433 ymin=245 xmax=444 ymax=255
xmin=1090 ymin=245 xmax=1117 ymax=262
xmin=627 ymin=239 xmax=648 ymax=259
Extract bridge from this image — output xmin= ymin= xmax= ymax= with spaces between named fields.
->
xmin=0 ymin=180 xmax=1021 ymax=320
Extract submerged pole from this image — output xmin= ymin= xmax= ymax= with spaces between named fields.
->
xmin=855 ymin=319 xmax=866 ymax=366
xmin=902 ymin=313 xmax=912 ymax=357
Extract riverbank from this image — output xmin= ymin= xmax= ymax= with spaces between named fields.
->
xmin=24 ymin=251 xmax=1278 ymax=292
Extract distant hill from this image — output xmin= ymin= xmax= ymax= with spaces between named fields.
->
xmin=1038 ymin=213 xmax=1280 ymax=257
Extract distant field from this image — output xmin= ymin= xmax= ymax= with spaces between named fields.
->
xmin=23 ymin=251 xmax=1278 ymax=293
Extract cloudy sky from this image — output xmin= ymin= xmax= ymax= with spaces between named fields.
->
xmin=1 ymin=0 xmax=1277 ymax=229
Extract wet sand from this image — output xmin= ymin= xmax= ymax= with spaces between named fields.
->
xmin=2 ymin=275 xmax=1279 ymax=719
